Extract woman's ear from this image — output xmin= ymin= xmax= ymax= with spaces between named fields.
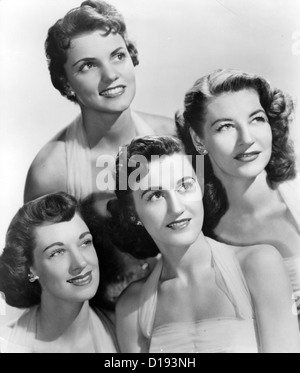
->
xmin=189 ymin=127 xmax=204 ymax=148
xmin=66 ymin=83 xmax=76 ymax=97
xmin=28 ymin=266 xmax=40 ymax=283
xmin=29 ymin=261 xmax=40 ymax=278
xmin=189 ymin=127 xmax=208 ymax=156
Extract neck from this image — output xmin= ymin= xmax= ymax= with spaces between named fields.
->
xmin=159 ymin=232 xmax=212 ymax=281
xmin=37 ymin=294 xmax=86 ymax=342
xmin=216 ymin=169 xmax=276 ymax=214
xmin=81 ymin=107 xmax=136 ymax=149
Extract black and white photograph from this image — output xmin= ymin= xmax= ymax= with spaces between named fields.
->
xmin=0 ymin=0 xmax=300 ymax=354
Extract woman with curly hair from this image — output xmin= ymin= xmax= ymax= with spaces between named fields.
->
xmin=24 ymin=0 xmax=174 ymax=310
xmin=109 ymin=136 xmax=300 ymax=353
xmin=0 ymin=192 xmax=118 ymax=353
xmin=176 ymin=69 xmax=300 ymax=319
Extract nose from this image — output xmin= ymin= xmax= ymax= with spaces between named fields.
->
xmin=101 ymin=63 xmax=119 ymax=85
xmin=69 ymin=248 xmax=88 ymax=276
xmin=238 ymin=125 xmax=255 ymax=147
xmin=167 ymin=191 xmax=185 ymax=217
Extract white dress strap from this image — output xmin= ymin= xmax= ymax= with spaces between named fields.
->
xmin=65 ymin=112 xmax=155 ymax=201
xmin=138 ymin=257 xmax=163 ymax=339
xmin=208 ymin=238 xmax=254 ymax=320
xmin=278 ymin=174 xmax=300 ymax=233
xmin=0 ymin=307 xmax=36 ymax=353
xmin=65 ymin=115 xmax=93 ymax=200
xmin=132 ymin=111 xmax=156 ymax=137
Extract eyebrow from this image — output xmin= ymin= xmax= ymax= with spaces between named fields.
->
xmin=210 ymin=109 xmax=267 ymax=128
xmin=43 ymin=231 xmax=91 ymax=252
xmin=72 ymin=57 xmax=96 ymax=68
xmin=72 ymin=47 xmax=126 ymax=68
xmin=140 ymin=177 xmax=195 ymax=199
xmin=249 ymin=109 xmax=267 ymax=117
xmin=111 ymin=46 xmax=126 ymax=55
xmin=141 ymin=186 xmax=163 ymax=199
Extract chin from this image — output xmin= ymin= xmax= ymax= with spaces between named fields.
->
xmin=99 ymin=101 xmax=132 ymax=114
xmin=167 ymin=232 xmax=200 ymax=248
xmin=71 ymin=288 xmax=98 ymax=302
xmin=236 ymin=164 xmax=268 ymax=179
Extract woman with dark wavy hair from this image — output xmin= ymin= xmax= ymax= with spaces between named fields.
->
xmin=24 ymin=0 xmax=174 ymax=310
xmin=176 ymin=69 xmax=300 ymax=319
xmin=109 ymin=136 xmax=299 ymax=353
xmin=0 ymin=192 xmax=117 ymax=353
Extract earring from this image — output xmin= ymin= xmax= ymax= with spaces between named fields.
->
xmin=28 ymin=273 xmax=39 ymax=283
xmin=130 ymin=214 xmax=143 ymax=226
xmin=66 ymin=86 xmax=76 ymax=98
xmin=195 ymin=145 xmax=208 ymax=156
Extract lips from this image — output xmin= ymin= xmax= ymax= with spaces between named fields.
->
xmin=234 ymin=151 xmax=261 ymax=162
xmin=166 ymin=218 xmax=191 ymax=231
xmin=99 ymin=85 xmax=126 ymax=98
xmin=67 ymin=271 xmax=93 ymax=286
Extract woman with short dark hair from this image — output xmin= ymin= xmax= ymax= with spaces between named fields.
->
xmin=24 ymin=0 xmax=174 ymax=310
xmin=110 ymin=136 xmax=300 ymax=353
xmin=0 ymin=192 xmax=117 ymax=353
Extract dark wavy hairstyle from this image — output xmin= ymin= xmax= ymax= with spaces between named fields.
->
xmin=176 ymin=69 xmax=296 ymax=237
xmin=107 ymin=135 xmax=186 ymax=259
xmin=0 ymin=192 xmax=83 ymax=308
xmin=45 ymin=0 xmax=139 ymax=102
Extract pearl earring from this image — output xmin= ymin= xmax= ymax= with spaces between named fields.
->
xmin=66 ymin=87 xmax=75 ymax=97
xmin=196 ymin=145 xmax=208 ymax=156
xmin=28 ymin=273 xmax=39 ymax=283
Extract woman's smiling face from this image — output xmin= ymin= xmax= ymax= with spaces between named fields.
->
xmin=131 ymin=153 xmax=204 ymax=250
xmin=64 ymin=30 xmax=136 ymax=114
xmin=200 ymin=89 xmax=273 ymax=181
xmin=31 ymin=214 xmax=99 ymax=305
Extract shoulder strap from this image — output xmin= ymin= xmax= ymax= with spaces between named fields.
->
xmin=278 ymin=174 xmax=300 ymax=233
xmin=93 ymin=307 xmax=120 ymax=352
xmin=208 ymin=238 xmax=254 ymax=319
xmin=138 ymin=257 xmax=163 ymax=339
xmin=65 ymin=115 xmax=93 ymax=200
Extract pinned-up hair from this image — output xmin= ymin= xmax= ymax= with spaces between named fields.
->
xmin=45 ymin=0 xmax=139 ymax=102
xmin=0 ymin=192 xmax=81 ymax=308
xmin=176 ymin=69 xmax=296 ymax=236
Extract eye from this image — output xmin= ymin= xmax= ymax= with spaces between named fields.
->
xmin=251 ymin=115 xmax=268 ymax=124
xmin=49 ymin=248 xmax=65 ymax=259
xmin=216 ymin=123 xmax=234 ymax=132
xmin=79 ymin=61 xmax=96 ymax=72
xmin=116 ymin=52 xmax=126 ymax=61
xmin=81 ymin=238 xmax=93 ymax=248
xmin=113 ymin=51 xmax=127 ymax=62
xmin=146 ymin=191 xmax=164 ymax=202
xmin=178 ymin=178 xmax=196 ymax=193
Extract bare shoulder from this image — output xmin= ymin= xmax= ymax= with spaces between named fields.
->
xmin=234 ymin=244 xmax=282 ymax=273
xmin=136 ymin=111 xmax=176 ymax=136
xmin=207 ymin=238 xmax=283 ymax=281
xmin=233 ymin=244 xmax=288 ymax=293
xmin=116 ymin=279 xmax=145 ymax=317
xmin=24 ymin=135 xmax=67 ymax=202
